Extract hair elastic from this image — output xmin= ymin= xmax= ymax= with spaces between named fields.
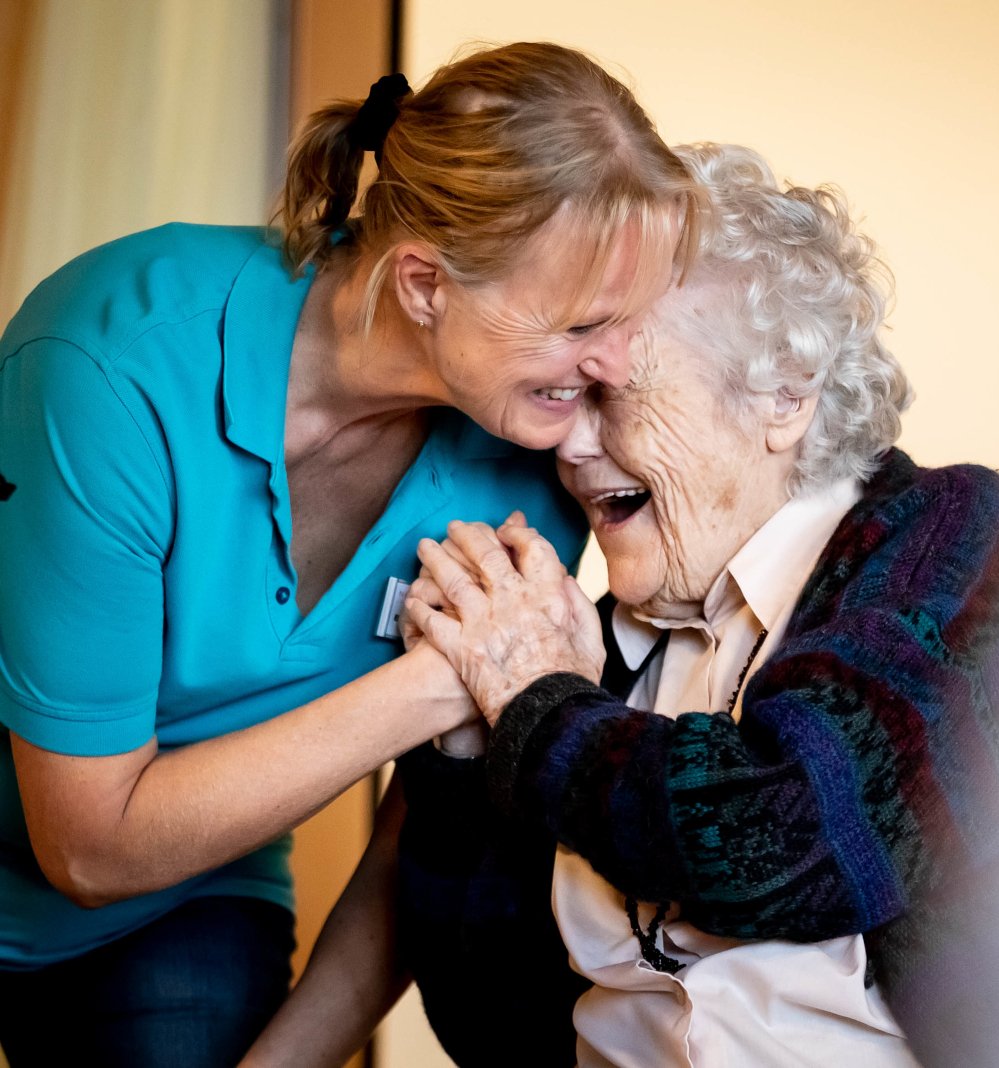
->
xmin=348 ymin=73 xmax=411 ymax=162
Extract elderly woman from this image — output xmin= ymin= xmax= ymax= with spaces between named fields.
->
xmin=401 ymin=143 xmax=999 ymax=1067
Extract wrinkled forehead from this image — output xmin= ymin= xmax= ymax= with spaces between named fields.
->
xmin=603 ymin=297 xmax=687 ymax=398
xmin=627 ymin=271 xmax=735 ymax=384
xmin=624 ymin=319 xmax=673 ymax=390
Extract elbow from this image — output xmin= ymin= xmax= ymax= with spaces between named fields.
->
xmin=61 ymin=887 xmax=116 ymax=911
xmin=58 ymin=880 xmax=122 ymax=911
xmin=33 ymin=844 xmax=130 ymax=910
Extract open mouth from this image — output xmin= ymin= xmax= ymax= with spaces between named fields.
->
xmin=591 ymin=487 xmax=652 ymax=525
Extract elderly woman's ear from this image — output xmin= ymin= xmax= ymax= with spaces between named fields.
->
xmin=765 ymin=388 xmax=819 ymax=455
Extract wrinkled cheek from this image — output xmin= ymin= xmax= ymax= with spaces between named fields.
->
xmin=711 ymin=471 xmax=743 ymax=515
xmin=601 ymin=412 xmax=660 ymax=466
xmin=650 ymin=493 xmax=685 ymax=585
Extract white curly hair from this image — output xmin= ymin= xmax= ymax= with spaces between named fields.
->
xmin=667 ymin=142 xmax=912 ymax=492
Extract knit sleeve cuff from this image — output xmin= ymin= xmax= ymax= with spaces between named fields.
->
xmin=487 ymin=672 xmax=602 ymax=818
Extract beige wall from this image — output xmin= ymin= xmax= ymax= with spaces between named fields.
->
xmin=404 ymin=0 xmax=999 ymax=478
xmin=0 ymin=2 xmax=35 ymax=235
xmin=381 ymin=2 xmax=999 ymax=1065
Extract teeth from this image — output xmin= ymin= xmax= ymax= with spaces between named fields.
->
xmin=592 ymin=488 xmax=648 ymax=503
xmin=538 ymin=387 xmax=581 ymax=401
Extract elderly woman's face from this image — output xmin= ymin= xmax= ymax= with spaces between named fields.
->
xmin=556 ymin=304 xmax=803 ymax=618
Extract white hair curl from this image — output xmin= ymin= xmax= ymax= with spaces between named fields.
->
xmin=668 ymin=142 xmax=912 ymax=492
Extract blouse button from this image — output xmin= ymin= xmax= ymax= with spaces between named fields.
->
xmin=275 ymin=586 xmax=291 ymax=605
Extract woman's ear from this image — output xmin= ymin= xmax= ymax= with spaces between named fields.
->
xmin=765 ymin=389 xmax=819 ymax=454
xmin=391 ymin=243 xmax=447 ymax=327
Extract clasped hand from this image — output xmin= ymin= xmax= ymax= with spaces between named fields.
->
xmin=405 ymin=513 xmax=605 ymax=724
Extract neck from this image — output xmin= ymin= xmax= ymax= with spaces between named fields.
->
xmin=286 ymin=252 xmax=447 ymax=457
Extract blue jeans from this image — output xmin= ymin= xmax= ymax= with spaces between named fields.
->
xmin=0 ymin=895 xmax=294 ymax=1068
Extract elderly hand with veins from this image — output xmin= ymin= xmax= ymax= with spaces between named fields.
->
xmin=406 ymin=512 xmax=606 ymax=724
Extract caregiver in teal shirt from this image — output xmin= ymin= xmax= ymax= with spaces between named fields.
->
xmin=0 ymin=43 xmax=695 ymax=1067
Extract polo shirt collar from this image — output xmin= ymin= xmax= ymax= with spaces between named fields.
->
xmin=448 ymin=414 xmax=522 ymax=461
xmin=221 ymin=238 xmax=313 ymax=464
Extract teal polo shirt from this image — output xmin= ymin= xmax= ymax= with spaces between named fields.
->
xmin=0 ymin=224 xmax=588 ymax=967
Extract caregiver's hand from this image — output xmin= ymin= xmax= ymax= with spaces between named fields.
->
xmin=406 ymin=516 xmax=605 ymax=723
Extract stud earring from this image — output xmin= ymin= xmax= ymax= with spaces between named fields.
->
xmin=416 ymin=319 xmax=426 ymax=329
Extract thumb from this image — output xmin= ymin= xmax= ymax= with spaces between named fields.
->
xmin=500 ymin=510 xmax=528 ymax=529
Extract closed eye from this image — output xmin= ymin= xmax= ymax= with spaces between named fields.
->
xmin=567 ymin=319 xmax=608 ymax=337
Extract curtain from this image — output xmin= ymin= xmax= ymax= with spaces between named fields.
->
xmin=0 ymin=0 xmax=288 ymax=327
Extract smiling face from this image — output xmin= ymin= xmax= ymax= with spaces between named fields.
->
xmin=556 ymin=292 xmax=815 ymax=618
xmin=426 ymin=212 xmax=672 ymax=451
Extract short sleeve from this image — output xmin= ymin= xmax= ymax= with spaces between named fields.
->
xmin=0 ymin=339 xmax=174 ymax=755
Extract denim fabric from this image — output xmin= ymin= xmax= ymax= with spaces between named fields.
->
xmin=0 ymin=896 xmax=294 ymax=1067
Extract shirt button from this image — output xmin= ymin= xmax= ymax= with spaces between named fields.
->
xmin=275 ymin=586 xmax=291 ymax=604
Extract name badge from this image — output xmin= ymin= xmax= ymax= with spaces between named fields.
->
xmin=376 ymin=576 xmax=412 ymax=640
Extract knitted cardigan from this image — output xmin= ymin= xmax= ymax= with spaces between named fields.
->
xmin=397 ymin=450 xmax=999 ymax=1068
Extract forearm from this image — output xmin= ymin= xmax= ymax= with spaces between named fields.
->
xmin=487 ymin=672 xmax=893 ymax=941
xmin=15 ymin=643 xmax=474 ymax=906
xmin=494 ymin=615 xmax=999 ymax=944
xmin=242 ymin=776 xmax=410 ymax=1068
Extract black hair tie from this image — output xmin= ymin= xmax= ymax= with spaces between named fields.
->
xmin=348 ymin=73 xmax=411 ymax=162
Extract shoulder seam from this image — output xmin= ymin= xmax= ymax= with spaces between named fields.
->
xmin=0 ymin=337 xmax=175 ymax=503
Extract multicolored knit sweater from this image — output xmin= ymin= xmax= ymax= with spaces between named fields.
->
xmin=397 ymin=450 xmax=999 ymax=1067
